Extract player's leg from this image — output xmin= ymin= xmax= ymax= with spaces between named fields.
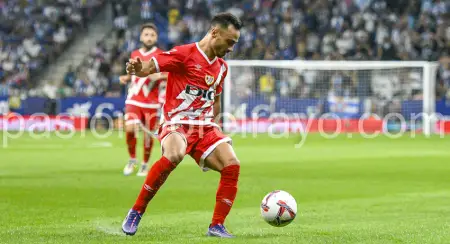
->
xmin=122 ymin=128 xmax=187 ymax=235
xmin=137 ymin=109 xmax=158 ymax=176
xmin=204 ymin=142 xmax=240 ymax=238
xmin=123 ymin=105 xmax=140 ymax=175
xmin=133 ymin=132 xmax=185 ymax=211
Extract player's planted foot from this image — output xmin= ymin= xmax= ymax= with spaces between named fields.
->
xmin=136 ymin=163 xmax=149 ymax=177
xmin=206 ymin=224 xmax=235 ymax=238
xmin=123 ymin=159 xmax=137 ymax=176
xmin=122 ymin=209 xmax=142 ymax=236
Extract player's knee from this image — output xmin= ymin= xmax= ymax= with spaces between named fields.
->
xmin=125 ymin=124 xmax=137 ymax=133
xmin=225 ymin=157 xmax=240 ymax=167
xmin=219 ymin=158 xmax=240 ymax=179
xmin=164 ymin=151 xmax=184 ymax=164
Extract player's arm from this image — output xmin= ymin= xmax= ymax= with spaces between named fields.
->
xmin=126 ymin=58 xmax=158 ymax=77
xmin=148 ymin=72 xmax=168 ymax=82
xmin=121 ymin=73 xmax=165 ymax=85
xmin=127 ymin=48 xmax=185 ymax=78
xmin=119 ymin=74 xmax=131 ymax=84
xmin=154 ymin=72 xmax=168 ymax=80
xmin=213 ymin=95 xmax=221 ymax=124
xmin=124 ymin=52 xmax=145 ymax=80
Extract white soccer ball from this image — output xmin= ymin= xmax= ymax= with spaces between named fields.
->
xmin=260 ymin=190 xmax=297 ymax=227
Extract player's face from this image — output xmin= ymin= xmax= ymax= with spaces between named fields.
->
xmin=140 ymin=28 xmax=158 ymax=49
xmin=212 ymin=25 xmax=240 ymax=58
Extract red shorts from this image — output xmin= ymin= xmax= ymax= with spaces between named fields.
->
xmin=125 ymin=104 xmax=159 ymax=130
xmin=158 ymin=124 xmax=232 ymax=171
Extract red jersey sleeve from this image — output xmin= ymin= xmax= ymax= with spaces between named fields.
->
xmin=151 ymin=47 xmax=187 ymax=73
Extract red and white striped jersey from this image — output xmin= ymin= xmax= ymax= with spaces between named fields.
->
xmin=152 ymin=43 xmax=228 ymax=126
xmin=126 ymin=47 xmax=164 ymax=108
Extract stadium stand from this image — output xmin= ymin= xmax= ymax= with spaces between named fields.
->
xmin=60 ymin=0 xmax=449 ymax=99
xmin=0 ymin=0 xmax=448 ymax=99
xmin=0 ymin=0 xmax=106 ymax=96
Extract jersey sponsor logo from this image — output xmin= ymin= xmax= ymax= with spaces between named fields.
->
xmin=205 ymin=75 xmax=215 ymax=86
xmin=185 ymin=85 xmax=215 ymax=101
xmin=167 ymin=85 xmax=215 ymax=118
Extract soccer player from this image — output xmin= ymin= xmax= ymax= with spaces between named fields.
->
xmin=121 ymin=13 xmax=242 ymax=238
xmin=120 ymin=23 xmax=167 ymax=177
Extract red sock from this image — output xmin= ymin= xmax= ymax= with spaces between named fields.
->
xmin=126 ymin=132 xmax=136 ymax=159
xmin=132 ymin=156 xmax=177 ymax=213
xmin=143 ymin=136 xmax=154 ymax=164
xmin=211 ymin=164 xmax=240 ymax=226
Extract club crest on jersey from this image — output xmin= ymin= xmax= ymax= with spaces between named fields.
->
xmin=205 ymin=75 xmax=215 ymax=86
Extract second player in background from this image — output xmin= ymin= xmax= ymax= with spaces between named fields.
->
xmin=119 ymin=23 xmax=167 ymax=177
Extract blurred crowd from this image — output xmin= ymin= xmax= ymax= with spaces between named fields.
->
xmin=230 ymin=0 xmax=449 ymax=62
xmin=62 ymin=0 xmax=449 ymax=100
xmin=59 ymin=0 xmax=132 ymax=97
xmin=0 ymin=0 xmax=105 ymax=96
xmin=1 ymin=0 xmax=449 ymax=101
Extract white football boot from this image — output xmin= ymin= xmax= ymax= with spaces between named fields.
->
xmin=123 ymin=158 xmax=138 ymax=176
xmin=136 ymin=163 xmax=150 ymax=177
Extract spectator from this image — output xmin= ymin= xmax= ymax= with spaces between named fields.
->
xmin=0 ymin=78 xmax=8 ymax=96
xmin=63 ymin=66 xmax=76 ymax=88
xmin=378 ymin=37 xmax=399 ymax=60
xmin=259 ymin=71 xmax=275 ymax=96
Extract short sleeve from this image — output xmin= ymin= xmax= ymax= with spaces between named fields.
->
xmin=152 ymin=47 xmax=186 ymax=73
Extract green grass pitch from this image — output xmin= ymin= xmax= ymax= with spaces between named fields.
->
xmin=1 ymin=131 xmax=450 ymax=243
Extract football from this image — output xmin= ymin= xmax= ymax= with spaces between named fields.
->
xmin=260 ymin=190 xmax=297 ymax=227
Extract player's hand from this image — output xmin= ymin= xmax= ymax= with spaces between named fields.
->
xmin=126 ymin=57 xmax=145 ymax=76
xmin=119 ymin=75 xmax=129 ymax=84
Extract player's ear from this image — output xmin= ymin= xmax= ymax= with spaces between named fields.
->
xmin=211 ymin=27 xmax=219 ymax=38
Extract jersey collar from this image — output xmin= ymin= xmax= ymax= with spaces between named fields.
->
xmin=139 ymin=46 xmax=158 ymax=56
xmin=195 ymin=42 xmax=217 ymax=65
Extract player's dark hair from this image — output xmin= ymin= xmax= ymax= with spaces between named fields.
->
xmin=210 ymin=12 xmax=243 ymax=30
xmin=140 ymin=23 xmax=158 ymax=33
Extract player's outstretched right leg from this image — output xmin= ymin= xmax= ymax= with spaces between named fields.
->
xmin=122 ymin=132 xmax=186 ymax=235
xmin=133 ymin=156 xmax=177 ymax=210
xmin=122 ymin=156 xmax=177 ymax=235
